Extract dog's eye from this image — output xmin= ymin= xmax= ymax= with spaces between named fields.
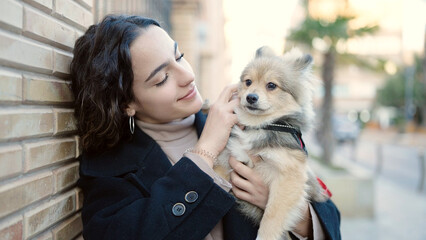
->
xmin=266 ymin=82 xmax=277 ymax=90
xmin=245 ymin=79 xmax=252 ymax=87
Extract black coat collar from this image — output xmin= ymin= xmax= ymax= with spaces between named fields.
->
xmin=79 ymin=111 xmax=207 ymax=179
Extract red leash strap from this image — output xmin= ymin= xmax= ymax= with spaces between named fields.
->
xmin=316 ymin=177 xmax=332 ymax=197
xmin=298 ymin=136 xmax=304 ymax=149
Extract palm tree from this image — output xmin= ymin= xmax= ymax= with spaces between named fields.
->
xmin=288 ymin=6 xmax=378 ymax=165
xmin=423 ymin=30 xmax=426 ymax=127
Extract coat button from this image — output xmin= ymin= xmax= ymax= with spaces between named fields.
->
xmin=172 ymin=203 xmax=186 ymax=216
xmin=184 ymin=191 xmax=198 ymax=203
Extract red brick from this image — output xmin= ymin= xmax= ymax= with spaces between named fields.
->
xmin=23 ymin=75 xmax=73 ymax=104
xmin=0 ymin=67 xmax=22 ymax=103
xmin=53 ymin=109 xmax=77 ymax=135
xmin=75 ymin=188 xmax=83 ymax=210
xmin=54 ymin=0 xmax=93 ymax=30
xmin=23 ymin=7 xmax=76 ymax=50
xmin=0 ymin=172 xmax=53 ymax=218
xmin=74 ymin=136 xmax=82 ymax=158
xmin=52 ymin=49 xmax=72 ymax=77
xmin=52 ymin=213 xmax=82 ymax=240
xmin=0 ymin=216 xmax=23 ymax=240
xmin=53 ymin=162 xmax=79 ymax=193
xmin=24 ymin=191 xmax=76 ymax=239
xmin=0 ymin=144 xmax=22 ymax=179
xmin=0 ymin=109 xmax=54 ymax=141
xmin=0 ymin=31 xmax=53 ymax=74
xmin=0 ymin=0 xmax=23 ymax=32
xmin=74 ymin=0 xmax=93 ymax=10
xmin=23 ymin=0 xmax=53 ymax=13
xmin=33 ymin=231 xmax=54 ymax=240
xmin=24 ymin=138 xmax=76 ymax=171
xmin=74 ymin=234 xmax=84 ymax=240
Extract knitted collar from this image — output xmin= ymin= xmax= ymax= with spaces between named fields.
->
xmin=135 ymin=114 xmax=195 ymax=142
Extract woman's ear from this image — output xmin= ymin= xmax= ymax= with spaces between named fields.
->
xmin=125 ymin=103 xmax=136 ymax=117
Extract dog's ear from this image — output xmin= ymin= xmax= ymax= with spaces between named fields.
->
xmin=295 ymin=54 xmax=313 ymax=71
xmin=282 ymin=48 xmax=313 ymax=71
xmin=255 ymin=46 xmax=276 ymax=58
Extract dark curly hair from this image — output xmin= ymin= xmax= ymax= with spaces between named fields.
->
xmin=70 ymin=15 xmax=160 ymax=153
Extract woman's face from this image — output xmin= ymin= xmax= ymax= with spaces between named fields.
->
xmin=127 ymin=26 xmax=203 ymax=123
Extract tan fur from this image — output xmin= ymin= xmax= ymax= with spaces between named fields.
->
xmin=215 ymin=47 xmax=328 ymax=240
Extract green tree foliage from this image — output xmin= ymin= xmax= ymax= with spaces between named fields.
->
xmin=289 ymin=16 xmax=378 ymax=49
xmin=287 ymin=7 xmax=378 ymax=165
xmin=376 ymin=56 xmax=425 ymax=124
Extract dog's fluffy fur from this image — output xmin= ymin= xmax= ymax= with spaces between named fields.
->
xmin=215 ymin=47 xmax=329 ymax=240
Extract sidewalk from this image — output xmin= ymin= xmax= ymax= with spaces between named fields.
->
xmin=305 ymin=130 xmax=426 ymax=240
xmin=340 ymin=175 xmax=426 ymax=240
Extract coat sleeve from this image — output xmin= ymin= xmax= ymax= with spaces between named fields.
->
xmin=311 ymin=199 xmax=342 ymax=240
xmin=78 ymin=157 xmax=235 ymax=240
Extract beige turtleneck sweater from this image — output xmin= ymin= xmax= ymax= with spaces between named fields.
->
xmin=136 ymin=114 xmax=325 ymax=240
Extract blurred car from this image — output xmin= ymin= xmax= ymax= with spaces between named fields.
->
xmin=332 ymin=115 xmax=360 ymax=143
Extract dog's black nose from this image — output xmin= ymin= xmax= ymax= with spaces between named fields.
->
xmin=246 ymin=94 xmax=258 ymax=104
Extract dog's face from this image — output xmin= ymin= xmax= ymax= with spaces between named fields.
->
xmin=236 ymin=47 xmax=315 ymax=128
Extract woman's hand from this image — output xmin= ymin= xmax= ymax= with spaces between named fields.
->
xmin=195 ymin=84 xmax=239 ymax=167
xmin=292 ymin=201 xmax=313 ymax=238
xmin=229 ymin=156 xmax=269 ymax=209
xmin=230 ymin=156 xmax=314 ymax=238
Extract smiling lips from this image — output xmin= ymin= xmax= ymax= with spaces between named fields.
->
xmin=178 ymin=86 xmax=196 ymax=101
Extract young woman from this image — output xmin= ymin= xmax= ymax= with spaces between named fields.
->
xmin=71 ymin=15 xmax=341 ymax=240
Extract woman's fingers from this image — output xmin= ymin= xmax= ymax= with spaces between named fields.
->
xmin=217 ymin=83 xmax=238 ymax=103
xmin=227 ymin=98 xmax=240 ymax=112
xmin=194 ymin=85 xmax=241 ymax=161
xmin=229 ymin=156 xmax=269 ymax=209
xmin=231 ymin=186 xmax=252 ymax=202
xmin=229 ymin=156 xmax=253 ymax=180
xmin=230 ymin=170 xmax=251 ymax=190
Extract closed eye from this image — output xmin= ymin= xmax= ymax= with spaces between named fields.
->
xmin=176 ymin=53 xmax=184 ymax=62
xmin=156 ymin=73 xmax=168 ymax=87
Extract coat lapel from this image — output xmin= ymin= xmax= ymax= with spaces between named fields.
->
xmin=132 ymin=127 xmax=172 ymax=190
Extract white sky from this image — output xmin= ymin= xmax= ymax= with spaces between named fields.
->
xmin=223 ymin=0 xmax=300 ymax=82
xmin=223 ymin=0 xmax=426 ymax=76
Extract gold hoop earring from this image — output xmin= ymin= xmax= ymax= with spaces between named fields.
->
xmin=129 ymin=116 xmax=135 ymax=134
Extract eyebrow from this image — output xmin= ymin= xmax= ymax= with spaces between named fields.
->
xmin=145 ymin=42 xmax=178 ymax=82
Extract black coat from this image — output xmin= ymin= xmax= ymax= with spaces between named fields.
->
xmin=78 ymin=111 xmax=341 ymax=240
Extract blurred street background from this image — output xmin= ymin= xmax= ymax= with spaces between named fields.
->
xmin=224 ymin=1 xmax=426 ymax=238
xmin=0 ymin=0 xmax=425 ymax=239
xmin=225 ymin=1 xmax=426 ymax=239
xmin=306 ymin=129 xmax=426 ymax=239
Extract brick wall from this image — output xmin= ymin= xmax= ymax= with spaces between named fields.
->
xmin=0 ymin=0 xmax=93 ymax=239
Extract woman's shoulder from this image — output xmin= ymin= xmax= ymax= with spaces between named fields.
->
xmin=79 ymin=129 xmax=156 ymax=178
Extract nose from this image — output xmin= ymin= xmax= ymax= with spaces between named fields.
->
xmin=246 ymin=93 xmax=258 ymax=104
xmin=176 ymin=62 xmax=195 ymax=86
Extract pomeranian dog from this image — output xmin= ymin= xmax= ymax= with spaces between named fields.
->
xmin=215 ymin=47 xmax=329 ymax=240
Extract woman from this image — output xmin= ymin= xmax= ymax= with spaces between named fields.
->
xmin=71 ymin=15 xmax=341 ymax=240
